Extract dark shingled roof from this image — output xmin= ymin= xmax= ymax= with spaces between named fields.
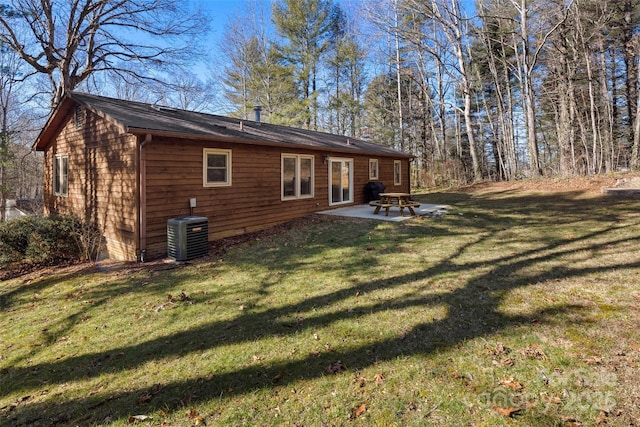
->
xmin=34 ymin=92 xmax=411 ymax=158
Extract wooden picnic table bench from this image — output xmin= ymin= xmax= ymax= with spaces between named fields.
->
xmin=369 ymin=193 xmax=420 ymax=216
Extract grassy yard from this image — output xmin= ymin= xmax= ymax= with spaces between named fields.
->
xmin=2 ymin=182 xmax=640 ymax=426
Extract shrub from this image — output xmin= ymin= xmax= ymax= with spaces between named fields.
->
xmin=0 ymin=215 xmax=103 ymax=268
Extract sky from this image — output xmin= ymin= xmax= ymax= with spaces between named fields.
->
xmin=191 ymin=0 xmax=476 ymax=113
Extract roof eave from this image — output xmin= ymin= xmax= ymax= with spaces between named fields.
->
xmin=32 ymin=96 xmax=75 ymax=151
xmin=127 ymin=127 xmax=413 ymax=158
xmin=33 ymin=93 xmax=130 ymax=151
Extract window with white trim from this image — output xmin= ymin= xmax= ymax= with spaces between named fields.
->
xmin=282 ymin=154 xmax=314 ymax=199
xmin=394 ymin=160 xmax=402 ymax=186
xmin=54 ymin=154 xmax=68 ymax=196
xmin=369 ymin=159 xmax=379 ymax=180
xmin=203 ymin=148 xmax=232 ymax=187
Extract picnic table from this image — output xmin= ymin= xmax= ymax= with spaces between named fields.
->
xmin=369 ymin=193 xmax=420 ymax=216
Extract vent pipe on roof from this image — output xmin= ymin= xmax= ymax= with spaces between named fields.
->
xmin=254 ymin=105 xmax=262 ymax=123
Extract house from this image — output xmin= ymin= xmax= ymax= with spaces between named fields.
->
xmin=33 ymin=92 xmax=413 ymax=261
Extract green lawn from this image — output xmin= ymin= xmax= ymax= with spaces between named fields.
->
xmin=2 ymin=185 xmax=640 ymax=426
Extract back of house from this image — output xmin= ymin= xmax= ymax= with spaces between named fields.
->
xmin=34 ymin=92 xmax=413 ymax=261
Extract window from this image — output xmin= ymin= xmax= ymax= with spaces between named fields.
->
xmin=394 ymin=160 xmax=402 ymax=186
xmin=54 ymin=154 xmax=68 ymax=196
xmin=203 ymin=149 xmax=232 ymax=187
xmin=282 ymin=154 xmax=314 ymax=199
xmin=369 ymin=159 xmax=379 ymax=180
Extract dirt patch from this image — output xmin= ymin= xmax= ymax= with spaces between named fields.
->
xmin=458 ymin=174 xmax=629 ymax=194
xmin=612 ymin=177 xmax=640 ymax=188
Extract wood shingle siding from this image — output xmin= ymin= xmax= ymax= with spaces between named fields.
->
xmin=41 ymin=110 xmax=138 ymax=261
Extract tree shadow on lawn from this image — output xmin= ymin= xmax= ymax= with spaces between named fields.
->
xmin=3 ymin=193 xmax=640 ymax=425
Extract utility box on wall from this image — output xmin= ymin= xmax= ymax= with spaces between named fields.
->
xmin=167 ymin=216 xmax=209 ymax=261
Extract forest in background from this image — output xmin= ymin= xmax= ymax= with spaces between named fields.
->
xmin=218 ymin=0 xmax=640 ymax=186
xmin=1 ymin=0 xmax=639 ymax=216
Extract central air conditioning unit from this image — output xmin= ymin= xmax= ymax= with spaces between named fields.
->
xmin=167 ymin=216 xmax=209 ymax=261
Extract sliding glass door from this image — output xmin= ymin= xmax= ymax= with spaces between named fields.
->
xmin=329 ymin=158 xmax=353 ymax=205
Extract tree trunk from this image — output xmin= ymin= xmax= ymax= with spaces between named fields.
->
xmin=393 ymin=0 xmax=405 ymax=151
xmin=518 ymin=0 xmax=541 ymax=176
xmin=623 ymin=0 xmax=638 ymax=152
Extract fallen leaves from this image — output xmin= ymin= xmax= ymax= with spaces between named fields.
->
xmin=137 ymin=383 xmax=163 ymax=405
xmin=186 ymin=409 xmax=205 ymax=425
xmin=486 ymin=342 xmax=511 ymax=357
xmin=351 ymin=403 xmax=367 ymax=419
xmin=326 ymin=360 xmax=345 ymax=374
xmin=499 ymin=377 xmax=523 ymax=391
xmin=2 ymin=395 xmax=32 ymax=412
xmin=492 ymin=406 xmax=522 ymax=418
xmin=519 ymin=344 xmax=547 ymax=360
xmin=128 ymin=414 xmax=152 ymax=423
xmin=354 ymin=375 xmax=367 ymax=388
xmin=486 ymin=342 xmax=515 ymax=366
xmin=154 ymin=291 xmax=194 ymax=312
xmin=373 ymin=372 xmax=385 ymax=384
xmin=582 ymin=356 xmax=603 ymax=365
xmin=271 ymin=372 xmax=284 ymax=383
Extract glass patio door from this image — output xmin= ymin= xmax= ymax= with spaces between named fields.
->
xmin=329 ymin=158 xmax=353 ymax=205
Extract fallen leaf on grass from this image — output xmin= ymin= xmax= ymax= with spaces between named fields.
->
xmin=5 ymin=395 xmax=31 ymax=411
xmin=492 ymin=357 xmax=515 ymax=367
xmin=128 ymin=415 xmax=152 ymax=423
xmin=542 ymin=394 xmax=562 ymax=404
xmin=499 ymin=377 xmax=523 ymax=391
xmin=486 ymin=342 xmax=511 ymax=356
xmin=354 ymin=376 xmax=367 ymax=388
xmin=326 ymin=360 xmax=345 ymax=374
xmin=137 ymin=392 xmax=153 ymax=404
xmin=583 ymin=356 xmax=602 ymax=365
xmin=272 ymin=372 xmax=283 ymax=383
xmin=519 ymin=344 xmax=547 ymax=360
xmin=137 ymin=383 xmax=163 ymax=404
xmin=560 ymin=416 xmax=582 ymax=426
xmin=373 ymin=372 xmax=385 ymax=384
xmin=351 ymin=403 xmax=366 ymax=419
xmin=186 ymin=409 xmax=205 ymax=424
xmin=493 ymin=406 xmax=522 ymax=417
xmin=595 ymin=410 xmax=608 ymax=425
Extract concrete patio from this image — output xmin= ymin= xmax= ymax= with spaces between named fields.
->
xmin=318 ymin=203 xmax=449 ymax=222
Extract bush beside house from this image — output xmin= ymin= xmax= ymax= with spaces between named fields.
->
xmin=0 ymin=215 xmax=102 ymax=276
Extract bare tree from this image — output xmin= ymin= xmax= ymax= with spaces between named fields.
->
xmin=0 ymin=0 xmax=209 ymax=106
xmin=417 ymin=0 xmax=483 ymax=182
xmin=509 ymin=0 xmax=573 ymax=176
xmin=149 ymin=71 xmax=217 ymax=113
xmin=0 ymin=42 xmax=28 ymax=221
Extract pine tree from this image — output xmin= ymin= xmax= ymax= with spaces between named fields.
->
xmin=273 ymin=0 xmax=336 ymax=129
